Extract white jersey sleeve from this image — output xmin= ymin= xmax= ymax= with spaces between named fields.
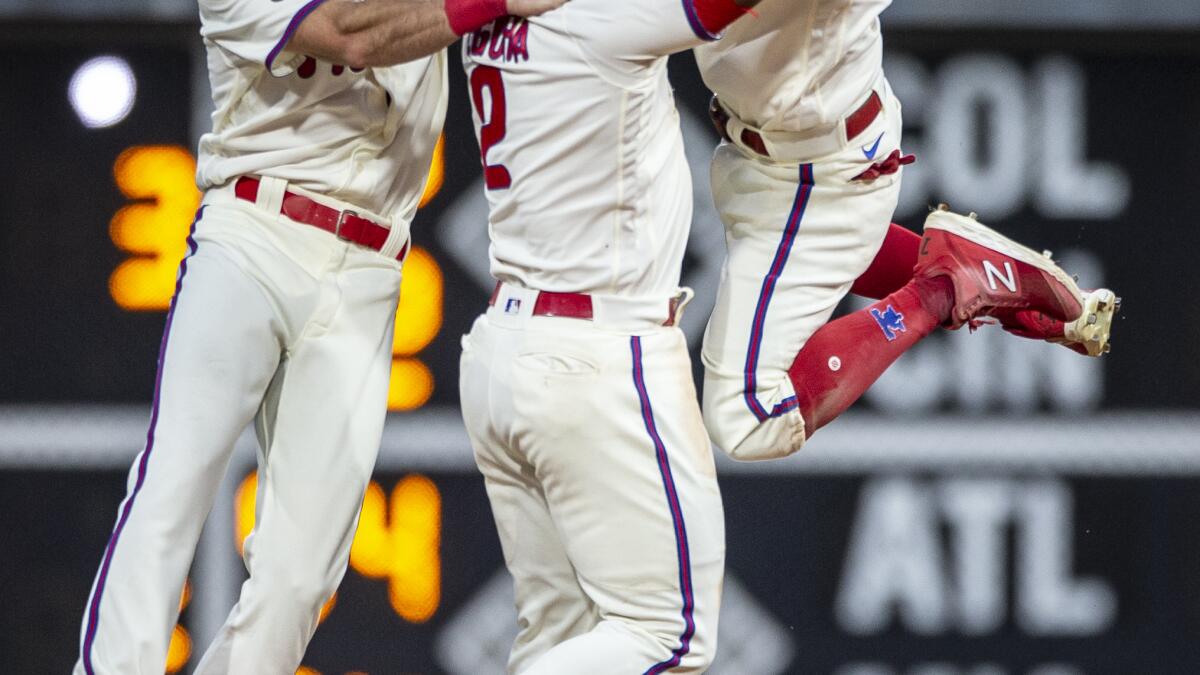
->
xmin=199 ymin=0 xmax=328 ymax=76
xmin=566 ymin=0 xmax=729 ymax=64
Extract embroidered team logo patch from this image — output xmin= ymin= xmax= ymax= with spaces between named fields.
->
xmin=870 ymin=305 xmax=907 ymax=341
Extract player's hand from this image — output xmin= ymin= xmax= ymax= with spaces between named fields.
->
xmin=507 ymin=0 xmax=570 ymax=18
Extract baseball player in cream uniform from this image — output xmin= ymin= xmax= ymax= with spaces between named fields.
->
xmin=457 ymin=1 xmax=768 ymax=672
xmin=75 ymin=0 xmax=564 ymax=673
xmin=697 ymin=0 xmax=1117 ymax=461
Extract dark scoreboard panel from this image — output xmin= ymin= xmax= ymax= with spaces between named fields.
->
xmin=1 ymin=20 xmax=1199 ymax=675
xmin=0 ymin=41 xmax=192 ymax=403
xmin=0 ymin=30 xmax=1198 ymax=410
xmin=5 ymin=466 xmax=1200 ymax=674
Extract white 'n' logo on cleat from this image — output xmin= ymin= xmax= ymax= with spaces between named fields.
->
xmin=983 ymin=260 xmax=1017 ymax=292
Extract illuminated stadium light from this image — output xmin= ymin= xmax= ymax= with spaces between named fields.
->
xmin=68 ymin=56 xmax=137 ymax=128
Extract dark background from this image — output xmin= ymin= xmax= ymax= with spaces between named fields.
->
xmin=1 ymin=31 xmax=1198 ymax=409
xmin=0 ymin=13 xmax=1197 ymax=675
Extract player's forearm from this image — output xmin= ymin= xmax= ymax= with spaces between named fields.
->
xmin=290 ymin=0 xmax=455 ymax=68
xmin=293 ymin=0 xmax=513 ymax=68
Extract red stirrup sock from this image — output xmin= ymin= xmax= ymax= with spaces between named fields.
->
xmin=788 ymin=275 xmax=954 ymax=435
xmin=850 ymin=223 xmax=921 ymax=300
xmin=444 ymin=0 xmax=509 ymax=36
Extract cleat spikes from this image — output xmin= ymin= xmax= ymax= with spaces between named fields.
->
xmin=1063 ymin=288 xmax=1119 ymax=357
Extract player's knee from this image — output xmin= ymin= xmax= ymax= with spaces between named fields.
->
xmin=289 ymin=570 xmax=340 ymax=612
xmin=704 ymin=406 xmax=806 ymax=461
xmin=633 ymin=610 xmax=715 ymax=667
xmin=703 ymin=374 xmax=806 ymax=461
xmin=701 ymin=383 xmax=754 ymax=456
xmin=637 ymin=619 xmax=717 ymax=673
xmin=251 ymin=563 xmax=339 ymax=613
xmin=681 ymin=626 xmax=717 ymax=672
xmin=729 ymin=422 xmax=807 ymax=461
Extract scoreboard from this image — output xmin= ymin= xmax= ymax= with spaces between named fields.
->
xmin=3 ymin=34 xmax=1200 ymax=411
xmin=1 ymin=19 xmax=1199 ymax=675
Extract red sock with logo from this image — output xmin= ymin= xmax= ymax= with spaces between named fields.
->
xmin=788 ymin=275 xmax=954 ymax=436
xmin=850 ymin=223 xmax=921 ymax=300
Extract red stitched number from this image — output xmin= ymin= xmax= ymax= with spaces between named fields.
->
xmin=469 ymin=65 xmax=513 ymax=190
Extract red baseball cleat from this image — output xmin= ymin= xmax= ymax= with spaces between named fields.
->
xmin=993 ymin=288 xmax=1120 ymax=356
xmin=917 ymin=206 xmax=1085 ymax=329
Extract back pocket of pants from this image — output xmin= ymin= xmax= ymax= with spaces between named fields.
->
xmin=514 ymin=351 xmax=599 ymax=376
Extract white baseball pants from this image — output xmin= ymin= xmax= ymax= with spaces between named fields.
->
xmin=701 ymin=85 xmax=905 ymax=461
xmin=460 ymin=285 xmax=725 ymax=674
xmin=76 ymin=189 xmax=403 ymax=674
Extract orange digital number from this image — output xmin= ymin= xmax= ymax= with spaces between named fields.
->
xmin=350 ymin=474 xmax=442 ymax=623
xmin=109 ymin=145 xmax=202 ymax=311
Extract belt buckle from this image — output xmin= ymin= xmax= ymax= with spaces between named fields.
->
xmin=335 ymin=210 xmax=357 ymax=241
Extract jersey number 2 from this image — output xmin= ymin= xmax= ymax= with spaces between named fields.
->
xmin=469 ymin=66 xmax=512 ymax=190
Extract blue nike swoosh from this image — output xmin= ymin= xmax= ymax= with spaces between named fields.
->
xmin=862 ymin=132 xmax=884 ymax=160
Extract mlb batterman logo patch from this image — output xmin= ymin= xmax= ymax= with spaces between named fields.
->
xmin=870 ymin=305 xmax=907 ymax=341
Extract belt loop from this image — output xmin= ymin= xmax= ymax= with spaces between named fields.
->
xmin=256 ymin=176 xmax=288 ymax=216
xmin=666 ymin=287 xmax=695 ymax=327
xmin=380 ymin=217 xmax=411 ymax=261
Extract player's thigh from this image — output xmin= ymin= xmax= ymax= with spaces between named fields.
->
xmin=461 ymin=318 xmax=597 ymax=666
xmin=247 ymin=253 xmax=400 ymax=572
xmin=144 ymin=227 xmax=286 ymax=490
xmin=704 ymin=148 xmax=902 ymax=376
xmin=513 ymin=327 xmax=724 ymax=636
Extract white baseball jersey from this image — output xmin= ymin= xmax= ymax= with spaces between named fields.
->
xmin=459 ymin=4 xmax=747 ymax=671
xmin=196 ymin=0 xmax=447 ymax=222
xmin=462 ymin=3 xmax=719 ymax=297
xmin=78 ymin=3 xmax=448 ymax=673
xmin=696 ymin=0 xmax=891 ymax=134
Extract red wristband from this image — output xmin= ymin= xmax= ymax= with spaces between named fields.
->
xmin=692 ymin=0 xmax=753 ymax=38
xmin=445 ymin=0 xmax=509 ymax=36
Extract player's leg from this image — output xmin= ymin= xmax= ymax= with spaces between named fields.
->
xmin=849 ymin=222 xmax=922 ymax=299
xmin=700 ymin=142 xmax=902 ymax=461
xmin=193 ymin=244 xmax=401 ymax=674
xmin=76 ymin=206 xmax=286 ymax=675
xmin=848 ymin=220 xmax=1120 ymax=357
xmin=516 ymin=325 xmax=725 ymax=674
xmin=459 ymin=320 xmax=598 ymax=672
xmin=788 ymin=207 xmax=1087 ymax=435
xmin=478 ymin=456 xmax=599 ymax=673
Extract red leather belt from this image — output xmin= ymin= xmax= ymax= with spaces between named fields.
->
xmin=489 ymin=283 xmax=595 ymax=319
xmin=234 ymin=176 xmax=408 ymax=261
xmin=488 ymin=283 xmax=685 ymax=326
xmin=709 ymin=90 xmax=883 ymax=158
